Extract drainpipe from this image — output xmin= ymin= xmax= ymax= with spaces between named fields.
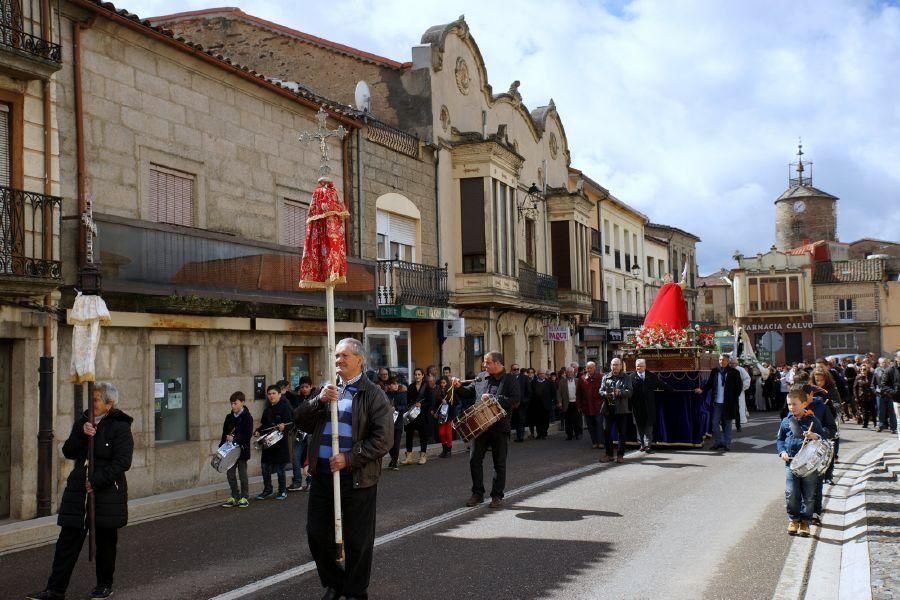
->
xmin=36 ymin=0 xmax=55 ymax=518
xmin=341 ymin=134 xmax=353 ymax=254
xmin=356 ymin=122 xmax=364 ymax=258
xmin=431 ymin=144 xmax=442 ymax=370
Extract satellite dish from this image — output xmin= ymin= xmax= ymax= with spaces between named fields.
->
xmin=354 ymin=80 xmax=371 ymax=112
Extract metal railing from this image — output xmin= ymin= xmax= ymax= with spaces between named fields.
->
xmin=0 ymin=0 xmax=62 ymax=63
xmin=812 ymin=309 xmax=879 ymax=324
xmin=93 ymin=213 xmax=377 ymax=309
xmin=366 ymin=119 xmax=420 ymax=159
xmin=0 ymin=185 xmax=61 ymax=280
xmin=591 ymin=299 xmax=609 ymax=323
xmin=376 ymin=259 xmax=449 ymax=306
xmin=608 ymin=311 xmax=644 ymax=329
xmin=519 ymin=264 xmax=558 ymax=304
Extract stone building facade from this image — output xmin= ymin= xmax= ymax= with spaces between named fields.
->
xmin=697 ymin=268 xmax=733 ymax=328
xmin=0 ymin=1 xmax=63 ymax=519
xmin=152 ymin=8 xmax=447 ymax=382
xmin=46 ymin=0 xmax=378 ymax=504
xmin=644 ymin=223 xmax=700 ymax=321
xmin=773 ymin=153 xmax=838 ymax=252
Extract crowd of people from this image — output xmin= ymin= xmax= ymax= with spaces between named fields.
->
xmin=25 ymin=343 xmax=900 ymax=600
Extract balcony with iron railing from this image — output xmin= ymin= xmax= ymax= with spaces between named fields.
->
xmin=608 ymin=310 xmax=645 ymax=329
xmin=0 ymin=185 xmax=61 ymax=295
xmin=0 ymin=0 xmax=62 ymax=79
xmin=519 ymin=264 xmax=559 ymax=305
xmin=591 ymin=299 xmax=609 ymax=324
xmin=812 ymin=308 xmax=880 ymax=325
xmin=93 ymin=213 xmax=376 ymax=311
xmin=376 ymin=260 xmax=449 ymax=307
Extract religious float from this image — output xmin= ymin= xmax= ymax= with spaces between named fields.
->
xmin=615 ymin=274 xmax=719 ymax=447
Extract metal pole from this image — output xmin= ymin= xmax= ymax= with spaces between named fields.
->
xmin=326 ymin=285 xmax=344 ymax=567
xmin=37 ymin=356 xmax=54 ymax=516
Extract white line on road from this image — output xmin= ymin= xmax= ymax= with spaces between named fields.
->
xmin=209 ymin=451 xmax=640 ymax=600
xmin=732 ymin=437 xmax=775 ymax=449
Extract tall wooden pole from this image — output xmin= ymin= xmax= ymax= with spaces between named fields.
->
xmin=326 ymin=285 xmax=344 ymax=567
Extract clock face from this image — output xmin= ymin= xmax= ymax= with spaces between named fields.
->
xmin=793 ymin=200 xmax=807 ymax=213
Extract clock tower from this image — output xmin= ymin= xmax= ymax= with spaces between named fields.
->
xmin=773 ymin=142 xmax=838 ymax=251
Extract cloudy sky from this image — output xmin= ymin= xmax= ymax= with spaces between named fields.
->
xmin=130 ymin=0 xmax=899 ymax=273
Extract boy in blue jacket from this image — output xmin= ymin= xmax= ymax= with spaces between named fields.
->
xmin=777 ymin=388 xmax=826 ymax=537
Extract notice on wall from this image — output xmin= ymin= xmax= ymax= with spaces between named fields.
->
xmin=167 ymin=392 xmax=183 ymax=410
xmin=154 ymin=381 xmax=165 ymax=399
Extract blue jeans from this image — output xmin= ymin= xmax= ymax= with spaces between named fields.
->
xmin=262 ymin=462 xmax=286 ymax=494
xmin=711 ymin=402 xmax=732 ymax=446
xmin=785 ymin=465 xmax=818 ymax=521
xmin=292 ymin=437 xmax=308 ymax=484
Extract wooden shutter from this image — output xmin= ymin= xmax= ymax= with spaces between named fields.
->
xmin=459 ymin=178 xmax=485 ymax=255
xmin=551 ymin=220 xmax=571 ymax=289
xmin=283 ymin=199 xmax=308 ymax=250
xmin=0 ymin=104 xmax=9 ymax=188
xmin=150 ymin=166 xmax=194 ymax=227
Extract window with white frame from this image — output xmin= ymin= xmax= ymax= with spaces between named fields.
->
xmin=492 ymin=179 xmax=516 ymax=276
xmin=821 ymin=332 xmax=857 ymax=351
xmin=838 ymin=298 xmax=853 ymax=321
xmin=150 ymin=165 xmax=194 ymax=227
xmin=282 ymin=199 xmax=309 ymax=250
xmin=377 ymin=210 xmax=417 ymax=262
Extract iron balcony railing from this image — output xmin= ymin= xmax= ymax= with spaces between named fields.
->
xmin=812 ymin=308 xmax=879 ymax=325
xmin=519 ymin=264 xmax=558 ymax=304
xmin=0 ymin=0 xmax=62 ymax=63
xmin=608 ymin=311 xmax=645 ymax=329
xmin=591 ymin=299 xmax=609 ymax=323
xmin=376 ymin=259 xmax=449 ymax=306
xmin=0 ymin=185 xmax=61 ymax=281
xmin=93 ymin=213 xmax=376 ymax=310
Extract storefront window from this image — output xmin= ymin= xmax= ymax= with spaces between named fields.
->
xmin=365 ymin=329 xmax=411 ymax=384
xmin=154 ymin=346 xmax=188 ymax=443
xmin=465 ymin=334 xmax=484 ymax=378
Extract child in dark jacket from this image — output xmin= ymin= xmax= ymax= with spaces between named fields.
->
xmin=221 ymin=391 xmax=253 ymax=507
xmin=385 ymin=377 xmax=408 ymax=471
xmin=777 ymin=389 xmax=826 ymax=537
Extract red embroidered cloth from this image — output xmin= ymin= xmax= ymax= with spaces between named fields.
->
xmin=642 ymin=281 xmax=689 ymax=330
xmin=299 ymin=181 xmax=349 ymax=288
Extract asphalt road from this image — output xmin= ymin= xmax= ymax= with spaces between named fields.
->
xmin=4 ymin=413 xmax=887 ymax=600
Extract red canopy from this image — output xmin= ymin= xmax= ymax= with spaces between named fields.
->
xmin=642 ymin=281 xmax=689 ymax=330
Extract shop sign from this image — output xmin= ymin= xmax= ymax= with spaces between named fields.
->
xmin=547 ymin=326 xmax=570 ymax=342
xmin=743 ymin=317 xmax=812 ymax=332
xmin=607 ymin=329 xmax=625 ymax=343
xmin=580 ymin=326 xmax=607 ymax=342
xmin=377 ymin=305 xmax=460 ymax=320
xmin=443 ymin=318 xmax=466 ymax=338
xmin=586 ymin=347 xmax=600 ymax=358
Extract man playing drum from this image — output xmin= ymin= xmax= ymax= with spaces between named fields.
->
xmin=452 ymin=351 xmax=521 ymax=509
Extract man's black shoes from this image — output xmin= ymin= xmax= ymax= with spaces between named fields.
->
xmin=26 ymin=591 xmax=65 ymax=600
xmin=90 ymin=586 xmax=113 ymax=599
xmin=321 ymin=588 xmax=340 ymax=600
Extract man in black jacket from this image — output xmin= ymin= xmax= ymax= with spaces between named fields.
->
xmin=453 ymin=351 xmax=521 ymax=509
xmin=255 ymin=385 xmax=294 ymax=500
xmin=630 ymin=358 xmax=673 ymax=453
xmin=294 ymin=338 xmax=392 ymax=600
xmin=695 ymin=354 xmax=743 ymax=452
xmin=510 ymin=362 xmax=530 ymax=442
xmin=530 ymin=369 xmax=555 ymax=439
xmin=28 ymin=382 xmax=134 ymax=600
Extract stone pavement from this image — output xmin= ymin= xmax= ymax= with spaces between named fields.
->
xmin=775 ymin=426 xmax=900 ymax=600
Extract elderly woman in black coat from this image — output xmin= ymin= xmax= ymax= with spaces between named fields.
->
xmin=28 ymin=382 xmax=134 ymax=600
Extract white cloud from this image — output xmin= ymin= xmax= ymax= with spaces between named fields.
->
xmin=130 ymin=0 xmax=900 ymax=271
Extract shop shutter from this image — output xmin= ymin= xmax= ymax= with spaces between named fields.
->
xmin=150 ymin=166 xmax=194 ymax=227
xmin=283 ymin=199 xmax=308 ymax=250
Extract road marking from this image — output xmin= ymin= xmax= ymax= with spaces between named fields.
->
xmin=209 ymin=451 xmax=641 ymax=600
xmin=732 ymin=437 xmax=775 ymax=449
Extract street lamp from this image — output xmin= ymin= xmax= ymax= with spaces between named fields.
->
xmin=630 ymin=264 xmax=647 ymax=314
xmin=517 ymin=183 xmax=542 ymax=219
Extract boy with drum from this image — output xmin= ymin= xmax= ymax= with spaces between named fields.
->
xmin=255 ymin=384 xmax=293 ymax=500
xmin=221 ymin=391 xmax=254 ymax=508
xmin=776 ymin=389 xmax=826 ymax=537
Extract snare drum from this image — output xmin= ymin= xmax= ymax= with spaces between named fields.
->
xmin=403 ymin=406 xmax=421 ymax=427
xmin=452 ymin=396 xmax=506 ymax=442
xmin=790 ymin=438 xmax=833 ymax=478
xmin=211 ymin=441 xmax=241 ymax=473
xmin=255 ymin=429 xmax=284 ymax=450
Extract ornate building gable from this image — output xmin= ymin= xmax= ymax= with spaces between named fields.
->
xmin=420 ymin=15 xmax=571 ymax=183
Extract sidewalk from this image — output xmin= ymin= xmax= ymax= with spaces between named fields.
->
xmin=0 ymin=433 xmax=482 ymax=556
xmin=774 ymin=433 xmax=900 ymax=600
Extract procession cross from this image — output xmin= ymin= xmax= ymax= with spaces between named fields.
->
xmin=298 ymin=107 xmax=347 ymax=178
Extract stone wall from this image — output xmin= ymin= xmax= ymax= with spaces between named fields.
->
xmin=774 ymin=196 xmax=837 ymax=251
